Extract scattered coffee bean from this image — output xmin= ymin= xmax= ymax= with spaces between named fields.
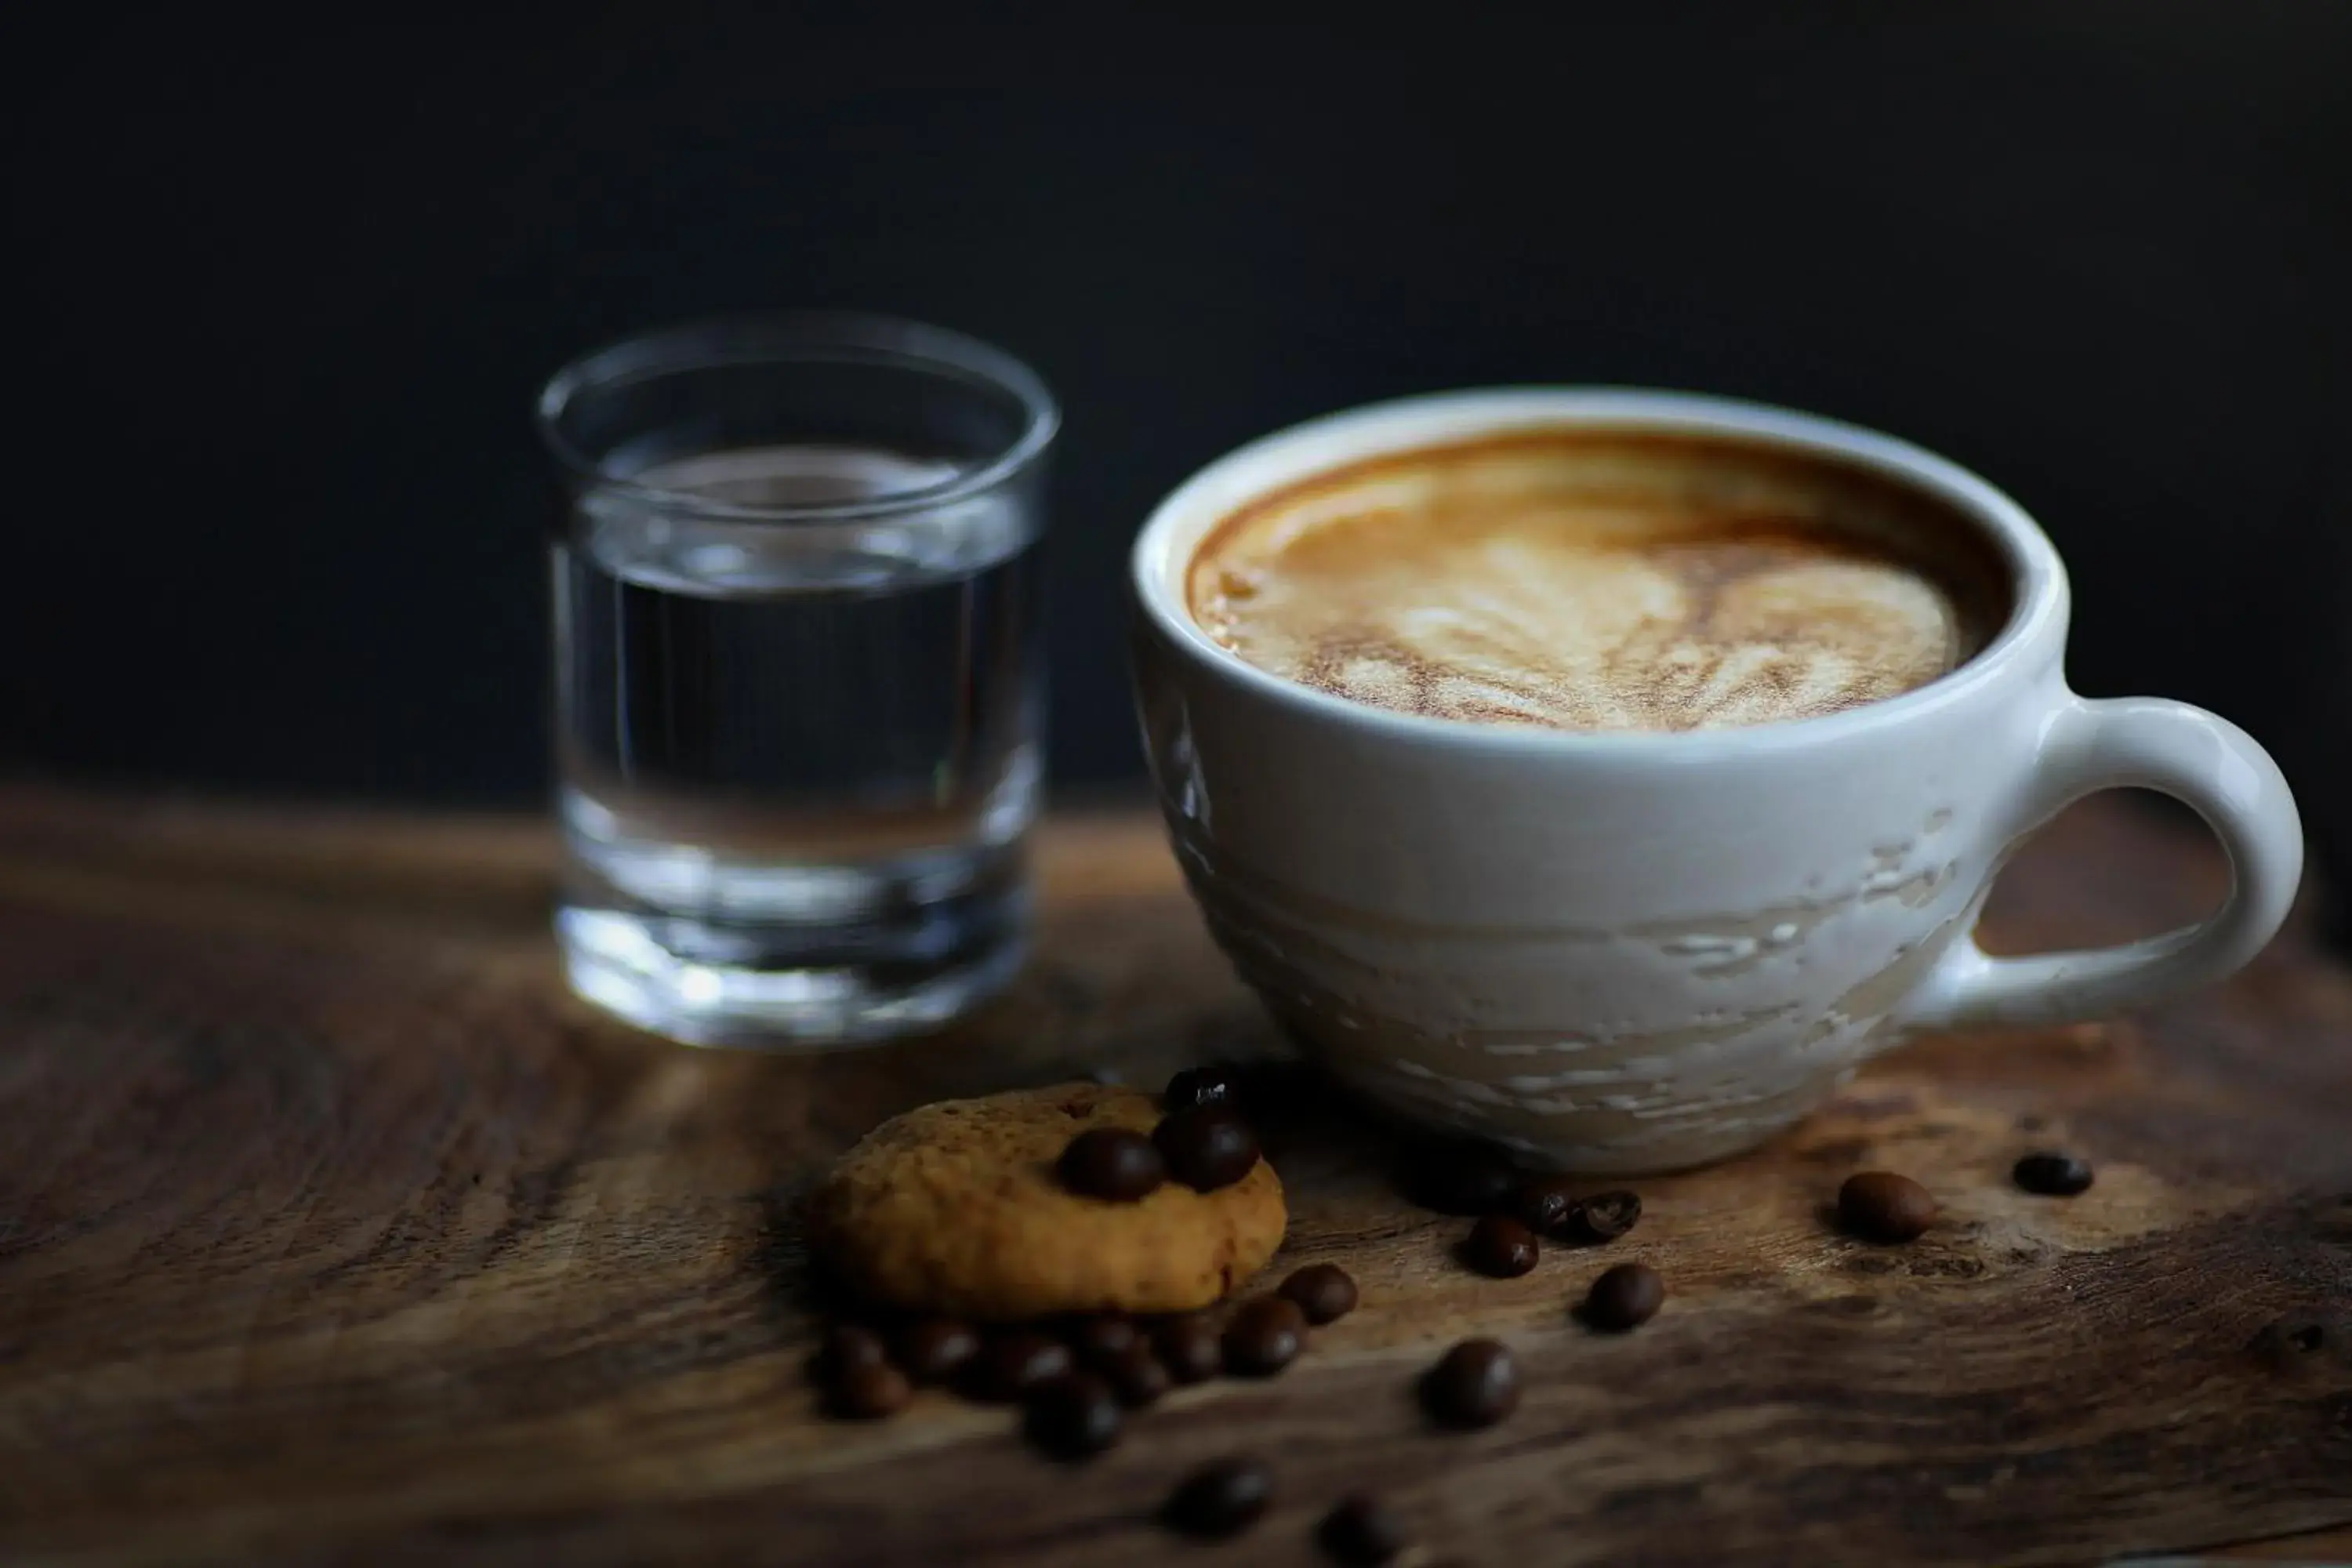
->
xmin=1421 ymin=1338 xmax=1520 ymax=1428
xmin=1057 ymin=1127 xmax=1167 ymax=1202
xmin=2013 ymin=1151 xmax=2095 ymax=1197
xmin=1318 ymin=1492 xmax=1407 ymax=1565
xmin=1570 ymin=1189 xmax=1642 ymax=1243
xmin=1514 ymin=1175 xmax=1581 ymax=1238
xmin=1278 ymin=1263 xmax=1359 ymax=1325
xmin=2252 ymin=1318 xmax=2328 ymax=1368
xmin=965 ymin=1331 xmax=1073 ymax=1402
xmin=1517 ymin=1181 xmax=1642 ymax=1243
xmin=1409 ymin=1142 xmax=1519 ymax=1215
xmin=1462 ymin=1214 xmax=1541 ymax=1278
xmin=811 ymin=1323 xmax=890 ymax=1385
xmin=1162 ymin=1457 xmax=1273 ymax=1539
xmin=1153 ymin=1106 xmax=1261 ymax=1192
xmin=1223 ymin=1294 xmax=1307 ymax=1377
xmin=1154 ymin=1313 xmax=1225 ymax=1384
xmin=1102 ymin=1341 xmax=1173 ymax=1407
xmin=1022 ymin=1373 xmax=1123 ymax=1460
xmin=1068 ymin=1312 xmax=1141 ymax=1369
xmin=1838 ymin=1171 xmax=1939 ymax=1243
xmin=893 ymin=1317 xmax=981 ymax=1384
xmin=831 ymin=1359 xmax=913 ymax=1419
xmin=1581 ymin=1261 xmax=1665 ymax=1332
xmin=1163 ymin=1062 xmax=1243 ymax=1112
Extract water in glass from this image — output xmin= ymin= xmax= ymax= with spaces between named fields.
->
xmin=553 ymin=442 xmax=1042 ymax=1044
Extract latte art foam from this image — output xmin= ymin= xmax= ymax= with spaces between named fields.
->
xmin=1188 ymin=432 xmax=2005 ymax=734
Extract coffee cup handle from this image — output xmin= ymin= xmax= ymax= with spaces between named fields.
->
xmin=1897 ymin=695 xmax=2303 ymax=1030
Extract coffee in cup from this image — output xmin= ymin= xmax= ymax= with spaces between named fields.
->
xmin=1187 ymin=429 xmax=2010 ymax=734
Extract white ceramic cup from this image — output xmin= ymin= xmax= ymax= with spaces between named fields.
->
xmin=1129 ymin=390 xmax=2303 ymax=1173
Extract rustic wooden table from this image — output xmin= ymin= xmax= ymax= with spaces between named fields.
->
xmin=0 ymin=785 xmax=2347 ymax=1566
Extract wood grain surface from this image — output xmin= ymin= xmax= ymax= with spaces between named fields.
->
xmin=0 ymin=784 xmax=2348 ymax=1566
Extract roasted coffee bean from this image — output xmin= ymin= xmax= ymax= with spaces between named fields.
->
xmin=1067 ymin=1312 xmax=1142 ymax=1368
xmin=893 ymin=1317 xmax=980 ymax=1384
xmin=1163 ymin=1062 xmax=1243 ymax=1112
xmin=965 ymin=1331 xmax=1073 ymax=1402
xmin=1162 ymin=1457 xmax=1273 ymax=1538
xmin=1318 ymin=1493 xmax=1407 ymax=1565
xmin=1057 ymin=1127 xmax=1166 ymax=1202
xmin=1408 ymin=1142 xmax=1519 ymax=1215
xmin=1570 ymin=1189 xmax=1642 ymax=1243
xmin=2252 ymin=1319 xmax=2329 ymax=1369
xmin=1462 ymin=1214 xmax=1541 ymax=1277
xmin=1838 ymin=1171 xmax=1939 ymax=1242
xmin=1517 ymin=1181 xmax=1642 ymax=1243
xmin=2013 ymin=1151 xmax=2095 ymax=1197
xmin=1277 ymin=1262 xmax=1359 ymax=1325
xmin=1154 ymin=1313 xmax=1225 ymax=1384
xmin=811 ymin=1323 xmax=890 ymax=1385
xmin=1223 ymin=1295 xmax=1307 ymax=1377
xmin=1581 ymin=1261 xmax=1665 ymax=1331
xmin=1102 ymin=1341 xmax=1174 ymax=1407
xmin=1421 ymin=1338 xmax=1520 ymax=1428
xmin=831 ymin=1359 xmax=913 ymax=1419
xmin=1153 ymin=1106 xmax=1261 ymax=1192
xmin=1023 ymin=1373 xmax=1123 ymax=1460
xmin=1514 ymin=1175 xmax=1582 ymax=1238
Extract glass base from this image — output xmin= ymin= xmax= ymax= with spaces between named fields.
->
xmin=554 ymin=771 xmax=1036 ymax=1049
xmin=558 ymin=902 xmax=1028 ymax=1049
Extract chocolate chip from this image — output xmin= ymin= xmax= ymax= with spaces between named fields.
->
xmin=1421 ymin=1338 xmax=1519 ymax=1428
xmin=1163 ymin=1062 xmax=1243 ymax=1112
xmin=1407 ymin=1142 xmax=1519 ymax=1215
xmin=1057 ymin=1127 xmax=1166 ymax=1202
xmin=1318 ymin=1493 xmax=1407 ymax=1564
xmin=893 ymin=1317 xmax=980 ymax=1384
xmin=1153 ymin=1313 xmax=1224 ymax=1383
xmin=1462 ymin=1214 xmax=1541 ymax=1277
xmin=830 ymin=1359 xmax=912 ymax=1419
xmin=1838 ymin=1171 xmax=1939 ymax=1243
xmin=1570 ymin=1189 xmax=1642 ymax=1243
xmin=1581 ymin=1261 xmax=1665 ymax=1331
xmin=811 ymin=1323 xmax=889 ymax=1385
xmin=1153 ymin=1106 xmax=1261 ymax=1192
xmin=1022 ymin=1373 xmax=1123 ymax=1460
xmin=1514 ymin=1175 xmax=1582 ymax=1238
xmin=964 ymin=1331 xmax=1073 ymax=1402
xmin=1223 ymin=1294 xmax=1307 ymax=1377
xmin=1277 ymin=1263 xmax=1359 ymax=1325
xmin=1102 ymin=1341 xmax=1173 ymax=1407
xmin=1067 ymin=1312 xmax=1141 ymax=1369
xmin=2013 ymin=1151 xmax=2095 ymax=1197
xmin=1162 ymin=1457 xmax=1272 ymax=1538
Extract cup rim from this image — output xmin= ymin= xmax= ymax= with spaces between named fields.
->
xmin=1131 ymin=387 xmax=2069 ymax=757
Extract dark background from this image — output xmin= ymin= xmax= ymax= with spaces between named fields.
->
xmin=5 ymin=9 xmax=2347 ymax=887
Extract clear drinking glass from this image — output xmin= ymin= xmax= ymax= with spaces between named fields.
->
xmin=536 ymin=314 xmax=1056 ymax=1047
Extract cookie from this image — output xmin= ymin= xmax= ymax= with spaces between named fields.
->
xmin=807 ymin=1083 xmax=1287 ymax=1320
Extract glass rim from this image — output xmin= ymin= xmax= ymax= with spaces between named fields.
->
xmin=534 ymin=310 xmax=1060 ymax=523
